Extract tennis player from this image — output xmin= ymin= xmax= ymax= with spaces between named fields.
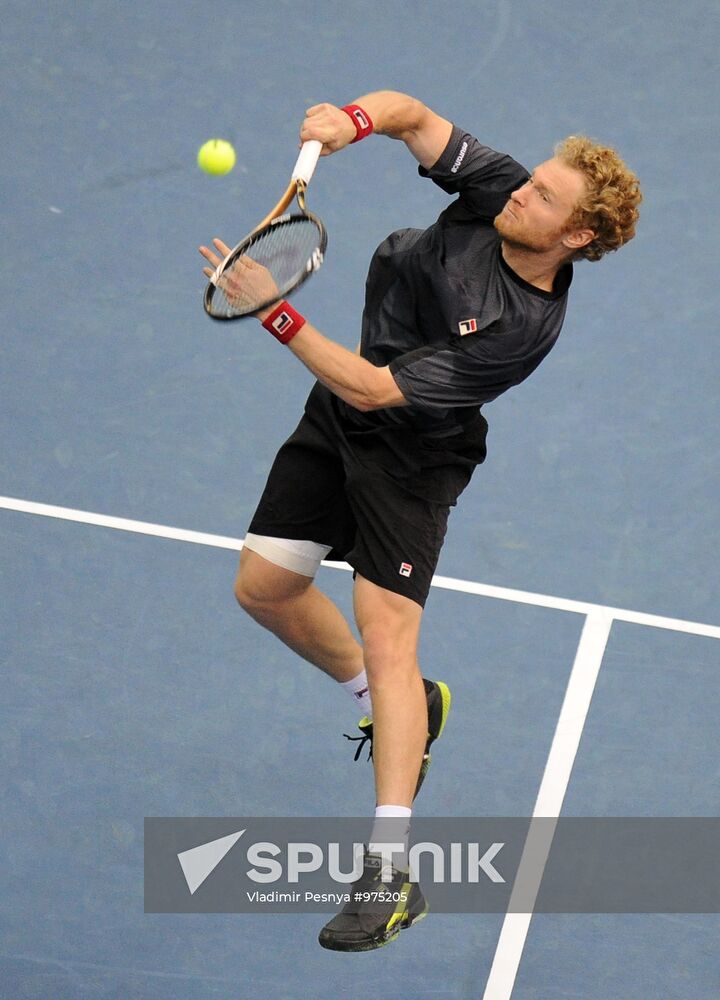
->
xmin=199 ymin=90 xmax=642 ymax=951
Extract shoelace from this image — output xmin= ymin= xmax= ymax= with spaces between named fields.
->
xmin=343 ymin=730 xmax=432 ymax=764
xmin=344 ymin=731 xmax=372 ymax=761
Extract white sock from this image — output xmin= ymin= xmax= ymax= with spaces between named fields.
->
xmin=339 ymin=669 xmax=373 ymax=718
xmin=369 ymin=805 xmax=412 ymax=869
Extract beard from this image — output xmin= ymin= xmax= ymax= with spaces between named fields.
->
xmin=494 ymin=204 xmax=569 ymax=254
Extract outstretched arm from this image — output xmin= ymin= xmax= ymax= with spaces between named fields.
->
xmin=300 ymin=90 xmax=453 ymax=169
xmin=198 ymin=240 xmax=407 ymax=412
xmin=282 ymin=315 xmax=406 ymax=412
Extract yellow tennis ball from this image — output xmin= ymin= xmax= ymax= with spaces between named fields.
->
xmin=197 ymin=139 xmax=236 ymax=176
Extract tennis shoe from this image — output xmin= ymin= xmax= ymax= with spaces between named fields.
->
xmin=344 ymin=678 xmax=451 ymax=799
xmin=318 ymin=850 xmax=428 ymax=952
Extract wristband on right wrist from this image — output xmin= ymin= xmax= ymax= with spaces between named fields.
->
xmin=341 ymin=104 xmax=374 ymax=143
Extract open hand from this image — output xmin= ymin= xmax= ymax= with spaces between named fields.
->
xmin=199 ymin=239 xmax=281 ymax=319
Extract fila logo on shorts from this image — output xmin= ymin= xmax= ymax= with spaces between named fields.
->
xmin=399 ymin=562 xmax=413 ymax=577
xmin=270 ymin=311 xmax=295 ymax=336
xmin=458 ymin=318 xmax=478 ymax=335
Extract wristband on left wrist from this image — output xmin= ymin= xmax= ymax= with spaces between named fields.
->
xmin=261 ymin=301 xmax=306 ymax=344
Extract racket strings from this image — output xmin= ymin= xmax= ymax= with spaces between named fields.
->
xmin=211 ymin=216 xmax=324 ymax=318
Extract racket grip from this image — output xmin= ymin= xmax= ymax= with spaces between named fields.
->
xmin=291 ymin=140 xmax=322 ymax=185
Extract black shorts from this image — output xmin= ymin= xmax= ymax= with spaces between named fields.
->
xmin=248 ymin=384 xmax=486 ymax=607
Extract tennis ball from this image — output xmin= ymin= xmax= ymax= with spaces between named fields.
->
xmin=197 ymin=139 xmax=236 ymax=176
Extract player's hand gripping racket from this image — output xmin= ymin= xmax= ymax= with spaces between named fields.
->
xmin=203 ymin=140 xmax=326 ymax=320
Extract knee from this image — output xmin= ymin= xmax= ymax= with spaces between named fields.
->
xmin=360 ymin=620 xmax=419 ymax=682
xmin=354 ymin=577 xmax=422 ymax=681
xmin=233 ymin=565 xmax=276 ymax=617
xmin=233 ymin=569 xmax=262 ymax=614
xmin=233 ymin=550 xmax=310 ymax=619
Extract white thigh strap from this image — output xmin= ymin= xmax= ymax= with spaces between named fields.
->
xmin=244 ymin=533 xmax=333 ymax=578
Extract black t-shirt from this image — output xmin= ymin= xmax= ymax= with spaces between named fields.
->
xmin=342 ymin=124 xmax=573 ymax=440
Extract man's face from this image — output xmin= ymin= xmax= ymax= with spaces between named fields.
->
xmin=494 ymin=157 xmax=588 ymax=254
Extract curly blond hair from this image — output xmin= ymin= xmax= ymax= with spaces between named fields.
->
xmin=555 ymin=136 xmax=642 ymax=262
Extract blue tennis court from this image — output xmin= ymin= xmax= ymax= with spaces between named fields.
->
xmin=2 ymin=2 xmax=719 ymax=997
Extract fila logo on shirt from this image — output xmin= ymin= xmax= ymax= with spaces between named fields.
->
xmin=458 ymin=318 xmax=478 ymax=335
xmin=399 ymin=562 xmax=413 ymax=577
xmin=271 ymin=311 xmax=294 ymax=335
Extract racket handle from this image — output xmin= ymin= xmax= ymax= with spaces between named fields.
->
xmin=291 ymin=140 xmax=322 ymax=185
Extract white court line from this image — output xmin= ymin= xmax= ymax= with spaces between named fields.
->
xmin=482 ymin=610 xmax=614 ymax=1000
xmin=2 ymin=494 xmax=719 ymax=639
xmin=0 ymin=495 xmax=245 ymax=551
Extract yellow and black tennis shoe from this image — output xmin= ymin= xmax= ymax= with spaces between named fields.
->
xmin=344 ymin=678 xmax=451 ymax=800
xmin=318 ymin=851 xmax=428 ymax=952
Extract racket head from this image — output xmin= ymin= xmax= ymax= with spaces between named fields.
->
xmin=204 ymin=210 xmax=327 ymax=320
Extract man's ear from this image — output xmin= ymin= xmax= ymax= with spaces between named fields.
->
xmin=563 ymin=228 xmax=595 ymax=251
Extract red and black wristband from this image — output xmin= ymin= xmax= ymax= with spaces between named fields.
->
xmin=261 ymin=301 xmax=306 ymax=344
xmin=341 ymin=104 xmax=374 ymax=143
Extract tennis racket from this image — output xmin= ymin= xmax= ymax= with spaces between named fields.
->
xmin=203 ymin=140 xmax=326 ymax=320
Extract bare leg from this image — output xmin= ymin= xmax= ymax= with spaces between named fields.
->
xmin=234 ymin=547 xmax=364 ymax=683
xmin=236 ymin=550 xmax=427 ymax=806
xmin=353 ymin=575 xmax=426 ymax=807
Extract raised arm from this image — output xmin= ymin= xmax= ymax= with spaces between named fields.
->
xmin=300 ymin=90 xmax=453 ymax=170
xmin=199 ymin=92 xmax=454 ymax=411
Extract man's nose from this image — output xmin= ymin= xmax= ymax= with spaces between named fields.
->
xmin=511 ymin=184 xmax=527 ymax=206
